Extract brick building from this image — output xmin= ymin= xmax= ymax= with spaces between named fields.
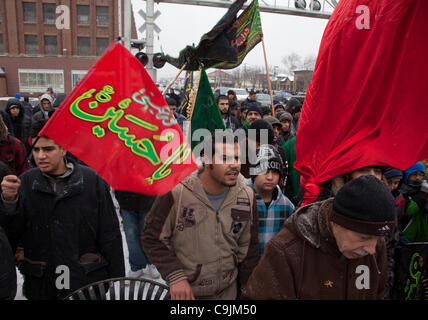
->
xmin=292 ymin=69 xmax=313 ymax=93
xmin=0 ymin=0 xmax=136 ymax=96
xmin=207 ymin=69 xmax=234 ymax=88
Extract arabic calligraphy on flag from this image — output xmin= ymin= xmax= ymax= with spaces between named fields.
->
xmin=39 ymin=41 xmax=198 ymax=195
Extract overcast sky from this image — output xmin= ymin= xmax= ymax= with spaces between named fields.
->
xmin=130 ymin=0 xmax=330 ymax=80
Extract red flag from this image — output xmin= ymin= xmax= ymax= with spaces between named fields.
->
xmin=39 ymin=41 xmax=197 ymax=195
xmin=295 ymin=0 xmax=428 ymax=206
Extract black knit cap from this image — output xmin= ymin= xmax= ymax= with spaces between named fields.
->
xmin=331 ymin=175 xmax=395 ymax=236
xmin=249 ymin=119 xmax=274 ymax=145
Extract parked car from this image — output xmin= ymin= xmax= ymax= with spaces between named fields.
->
xmin=290 ymin=94 xmax=306 ymax=105
xmin=213 ymin=87 xmax=229 ymax=99
xmin=229 ymin=88 xmax=248 ymax=101
xmin=256 ymin=93 xmax=271 ymax=108
xmin=273 ymin=91 xmax=292 ymax=103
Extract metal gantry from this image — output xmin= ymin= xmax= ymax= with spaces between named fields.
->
xmin=126 ymin=0 xmax=338 ymax=83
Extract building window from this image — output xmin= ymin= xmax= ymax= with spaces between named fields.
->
xmin=77 ymin=5 xmax=90 ymax=25
xmin=23 ymin=2 xmax=37 ymax=23
xmin=44 ymin=36 xmax=57 ymax=55
xmin=24 ymin=34 xmax=39 ymax=54
xmin=43 ymin=3 xmax=56 ymax=24
xmin=19 ymin=69 xmax=64 ymax=93
xmin=96 ymin=6 xmax=109 ymax=26
xmin=77 ymin=37 xmax=90 ymax=55
xmin=72 ymin=70 xmax=87 ymax=88
xmin=0 ymin=34 xmax=4 ymax=53
xmin=96 ymin=38 xmax=109 ymax=56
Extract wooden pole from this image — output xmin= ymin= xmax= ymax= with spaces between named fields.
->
xmin=162 ymin=63 xmax=187 ymax=95
xmin=261 ymin=37 xmax=275 ymax=117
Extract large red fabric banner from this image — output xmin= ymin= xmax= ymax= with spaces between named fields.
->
xmin=294 ymin=0 xmax=428 ymax=205
xmin=40 ymin=41 xmax=197 ymax=195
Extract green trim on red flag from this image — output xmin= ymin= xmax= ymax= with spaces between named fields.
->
xmin=39 ymin=41 xmax=197 ymax=195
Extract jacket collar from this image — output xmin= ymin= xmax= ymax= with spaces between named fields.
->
xmin=291 ymin=198 xmax=343 ymax=258
xmin=31 ymin=161 xmax=84 ymax=198
xmin=181 ymin=169 xmax=248 ymax=211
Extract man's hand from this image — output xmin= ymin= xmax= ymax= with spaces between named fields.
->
xmin=169 ymin=279 xmax=195 ymax=300
xmin=1 ymin=175 xmax=21 ymax=201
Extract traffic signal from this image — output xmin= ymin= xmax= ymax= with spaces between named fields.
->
xmin=135 ymin=52 xmax=148 ymax=66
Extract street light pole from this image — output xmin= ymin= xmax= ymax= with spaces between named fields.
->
xmin=146 ymin=0 xmax=157 ymax=82
xmin=123 ymin=0 xmax=131 ymax=50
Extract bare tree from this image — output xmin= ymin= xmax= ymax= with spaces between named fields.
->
xmin=230 ymin=68 xmax=242 ymax=87
xmin=281 ymin=52 xmax=302 ymax=74
xmin=302 ymin=54 xmax=317 ymax=70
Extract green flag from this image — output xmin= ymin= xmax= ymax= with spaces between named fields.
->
xmin=215 ymin=0 xmax=263 ymax=69
xmin=186 ymin=65 xmax=225 ymax=150
xmin=153 ymin=0 xmax=263 ymax=71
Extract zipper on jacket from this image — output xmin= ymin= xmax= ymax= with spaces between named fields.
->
xmin=344 ymin=262 xmax=348 ymax=299
xmin=371 ymin=254 xmax=380 ymax=275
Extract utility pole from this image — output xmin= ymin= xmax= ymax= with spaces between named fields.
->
xmin=123 ymin=0 xmax=131 ymax=50
xmin=118 ymin=0 xmax=122 ymax=41
xmin=145 ymin=0 xmax=157 ymax=82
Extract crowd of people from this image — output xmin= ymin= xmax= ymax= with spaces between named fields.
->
xmin=0 ymin=87 xmax=427 ymax=300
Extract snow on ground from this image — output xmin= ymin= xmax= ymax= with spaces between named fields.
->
xmin=14 ymin=189 xmax=165 ymax=300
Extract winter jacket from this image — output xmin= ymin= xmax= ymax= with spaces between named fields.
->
xmin=0 ymin=162 xmax=125 ymax=300
xmin=400 ymin=180 xmax=428 ymax=243
xmin=0 ymin=226 xmax=16 ymax=300
xmin=224 ymin=115 xmax=241 ymax=132
xmin=31 ymin=109 xmax=50 ymax=124
xmin=242 ymin=198 xmax=388 ymax=300
xmin=281 ymin=136 xmax=302 ymax=205
xmin=174 ymin=112 xmax=187 ymax=131
xmin=276 ymin=130 xmax=294 ymax=147
xmin=114 ymin=190 xmax=156 ymax=214
xmin=247 ymin=180 xmax=294 ymax=256
xmin=0 ymin=134 xmax=30 ymax=175
xmin=6 ymin=98 xmax=31 ymax=149
xmin=31 ymin=94 xmax=53 ymax=125
xmin=0 ymin=110 xmax=14 ymax=136
xmin=142 ymin=170 xmax=259 ymax=299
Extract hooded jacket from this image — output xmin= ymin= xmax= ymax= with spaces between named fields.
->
xmin=32 ymin=94 xmax=54 ymax=124
xmin=242 ymin=198 xmax=388 ymax=300
xmin=142 ymin=170 xmax=259 ymax=299
xmin=0 ymin=226 xmax=16 ymax=300
xmin=6 ymin=98 xmax=31 ymax=148
xmin=222 ymin=104 xmax=241 ymax=132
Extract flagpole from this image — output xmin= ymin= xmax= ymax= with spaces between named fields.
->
xmin=261 ymin=37 xmax=275 ymax=117
xmin=162 ymin=64 xmax=187 ymax=95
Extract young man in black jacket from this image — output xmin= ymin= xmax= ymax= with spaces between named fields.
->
xmin=0 ymin=119 xmax=125 ymax=300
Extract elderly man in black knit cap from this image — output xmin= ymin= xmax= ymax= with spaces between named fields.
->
xmin=243 ymin=175 xmax=395 ymax=299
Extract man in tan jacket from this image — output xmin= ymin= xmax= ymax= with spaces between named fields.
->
xmin=142 ymin=131 xmax=259 ymax=300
